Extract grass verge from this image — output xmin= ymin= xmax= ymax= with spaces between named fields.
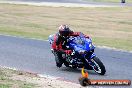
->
xmin=0 ymin=3 xmax=132 ymax=51
xmin=0 ymin=67 xmax=37 ymax=88
xmin=0 ymin=67 xmax=82 ymax=88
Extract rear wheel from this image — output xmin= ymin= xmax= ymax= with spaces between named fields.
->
xmin=91 ymin=57 xmax=106 ymax=75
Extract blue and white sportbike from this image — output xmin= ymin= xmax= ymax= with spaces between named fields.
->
xmin=49 ymin=33 xmax=106 ymax=75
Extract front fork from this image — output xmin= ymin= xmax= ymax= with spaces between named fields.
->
xmin=90 ymin=53 xmax=96 ymax=59
xmin=84 ymin=53 xmax=96 ymax=68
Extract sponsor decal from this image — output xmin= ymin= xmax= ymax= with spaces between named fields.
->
xmin=79 ymin=67 xmax=131 ymax=86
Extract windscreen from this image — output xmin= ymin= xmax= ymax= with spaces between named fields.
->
xmin=73 ymin=33 xmax=86 ymax=46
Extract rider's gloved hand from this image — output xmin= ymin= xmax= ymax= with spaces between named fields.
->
xmin=65 ymin=50 xmax=72 ymax=54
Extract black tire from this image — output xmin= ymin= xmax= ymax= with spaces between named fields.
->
xmin=91 ymin=57 xmax=106 ymax=75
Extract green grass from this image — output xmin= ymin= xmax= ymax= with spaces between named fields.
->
xmin=0 ymin=68 xmax=36 ymax=88
xmin=20 ymin=83 xmax=35 ymax=88
xmin=93 ymin=37 xmax=132 ymax=51
xmin=84 ymin=0 xmax=132 ymax=3
xmin=0 ymin=79 xmax=35 ymax=88
xmin=0 ymin=4 xmax=132 ymax=51
xmin=0 ymin=84 xmax=10 ymax=88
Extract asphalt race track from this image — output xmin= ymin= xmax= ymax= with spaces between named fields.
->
xmin=0 ymin=35 xmax=132 ymax=84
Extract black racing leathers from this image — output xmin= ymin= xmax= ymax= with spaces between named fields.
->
xmin=54 ymin=33 xmax=66 ymax=67
xmin=55 ymin=33 xmax=68 ymax=50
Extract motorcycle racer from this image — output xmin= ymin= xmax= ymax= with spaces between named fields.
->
xmin=53 ymin=25 xmax=89 ymax=67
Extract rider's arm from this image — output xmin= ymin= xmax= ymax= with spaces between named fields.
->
xmin=56 ymin=33 xmax=63 ymax=45
xmin=70 ymin=32 xmax=89 ymax=38
xmin=69 ymin=32 xmax=80 ymax=36
xmin=56 ymin=36 xmax=60 ymax=46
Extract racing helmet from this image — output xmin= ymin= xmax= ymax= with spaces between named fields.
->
xmin=58 ymin=25 xmax=73 ymax=36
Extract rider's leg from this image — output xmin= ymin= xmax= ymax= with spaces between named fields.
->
xmin=55 ymin=51 xmax=63 ymax=67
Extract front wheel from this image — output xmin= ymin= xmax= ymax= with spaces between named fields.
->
xmin=91 ymin=57 xmax=106 ymax=75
